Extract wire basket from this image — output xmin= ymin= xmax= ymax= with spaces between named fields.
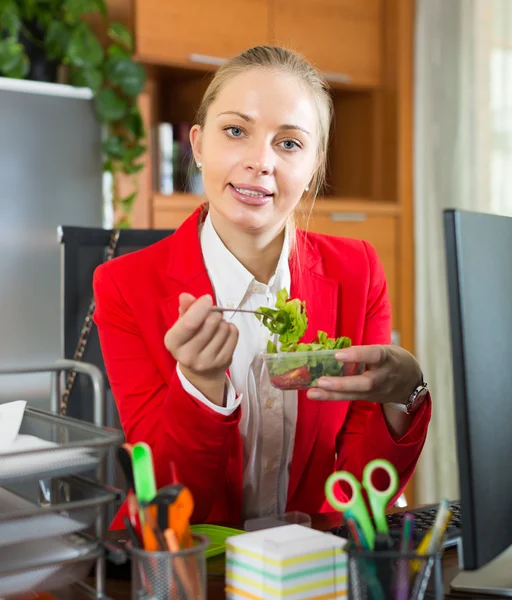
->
xmin=0 ymin=475 xmax=120 ymax=547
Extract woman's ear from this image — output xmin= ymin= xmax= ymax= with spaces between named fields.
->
xmin=190 ymin=124 xmax=203 ymax=167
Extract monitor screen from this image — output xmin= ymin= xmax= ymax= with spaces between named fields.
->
xmin=444 ymin=209 xmax=512 ymax=570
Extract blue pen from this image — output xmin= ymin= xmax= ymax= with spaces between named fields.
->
xmin=395 ymin=513 xmax=414 ymax=600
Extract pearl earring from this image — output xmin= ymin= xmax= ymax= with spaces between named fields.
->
xmin=305 ymin=184 xmax=310 ymax=192
xmin=196 ymin=161 xmax=202 ymax=169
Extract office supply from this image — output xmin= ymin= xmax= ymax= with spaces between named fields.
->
xmin=325 ymin=458 xmax=399 ymax=550
xmin=347 ymin=544 xmax=443 ymax=600
xmin=444 ymin=208 xmax=512 ymax=595
xmin=124 ymin=516 xmax=142 ymax=549
xmin=132 ymin=442 xmax=157 ymax=504
xmin=151 ymin=484 xmax=194 ymax=548
xmin=0 ymin=534 xmax=101 ymax=598
xmin=225 ymin=524 xmax=347 ymax=600
xmin=117 ymin=444 xmax=135 ymax=490
xmin=190 ymin=524 xmax=244 ymax=559
xmin=0 ymin=361 xmax=123 ymax=598
xmin=0 ymin=475 xmax=116 ymax=547
xmin=395 ymin=514 xmax=414 ymax=600
xmin=345 ymin=514 xmax=367 ymax=550
xmin=0 ymin=400 xmax=26 ymax=450
xmin=131 ymin=533 xmax=209 ymax=600
xmin=127 ymin=493 xmax=142 ymax=538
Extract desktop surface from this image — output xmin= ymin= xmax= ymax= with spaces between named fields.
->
xmin=70 ymin=513 xmax=489 ymax=600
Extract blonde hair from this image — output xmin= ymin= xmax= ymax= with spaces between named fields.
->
xmin=195 ymin=46 xmax=333 ymax=215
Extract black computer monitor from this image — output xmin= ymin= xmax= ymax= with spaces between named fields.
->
xmin=444 ymin=208 xmax=512 ymax=595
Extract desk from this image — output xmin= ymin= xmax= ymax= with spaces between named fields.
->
xmin=70 ymin=513 xmax=495 ymax=600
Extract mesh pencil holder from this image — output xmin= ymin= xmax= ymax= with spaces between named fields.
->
xmin=347 ymin=546 xmax=444 ymax=600
xmin=130 ymin=533 xmax=209 ymax=600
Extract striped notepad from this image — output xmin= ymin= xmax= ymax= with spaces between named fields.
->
xmin=225 ymin=524 xmax=348 ymax=600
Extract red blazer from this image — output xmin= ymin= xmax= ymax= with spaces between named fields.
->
xmin=93 ymin=207 xmax=431 ymax=528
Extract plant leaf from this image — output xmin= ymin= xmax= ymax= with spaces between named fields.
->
xmin=123 ymin=161 xmax=144 ymax=175
xmin=107 ymin=43 xmax=130 ymax=58
xmin=66 ymin=22 xmax=104 ymax=68
xmin=0 ymin=40 xmax=29 ymax=78
xmin=94 ymin=88 xmax=128 ymax=122
xmin=107 ymin=22 xmax=133 ymax=52
xmin=124 ymin=106 xmax=144 ymax=139
xmin=45 ymin=21 xmax=71 ymax=61
xmin=21 ymin=0 xmax=38 ymax=22
xmin=105 ymin=54 xmax=146 ymax=96
xmin=120 ymin=192 xmax=136 ymax=211
xmin=0 ymin=0 xmax=22 ymax=36
xmin=70 ymin=65 xmax=103 ymax=91
xmin=116 ymin=216 xmax=131 ymax=229
xmin=63 ymin=0 xmax=104 ymax=22
xmin=103 ymin=135 xmax=126 ymax=159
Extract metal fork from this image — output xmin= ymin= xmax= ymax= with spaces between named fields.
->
xmin=211 ymin=306 xmax=279 ymax=324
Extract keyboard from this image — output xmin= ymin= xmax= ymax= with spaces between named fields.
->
xmin=331 ymin=501 xmax=462 ymax=548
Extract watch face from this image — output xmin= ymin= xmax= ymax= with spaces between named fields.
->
xmin=410 ymin=386 xmax=428 ymax=412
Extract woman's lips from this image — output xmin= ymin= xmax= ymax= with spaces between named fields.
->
xmin=229 ymin=183 xmax=274 ymax=206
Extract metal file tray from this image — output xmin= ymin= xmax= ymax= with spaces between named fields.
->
xmin=0 ymin=407 xmax=123 ymax=484
xmin=0 ymin=534 xmax=101 ymax=597
xmin=0 ymin=475 xmax=119 ymax=547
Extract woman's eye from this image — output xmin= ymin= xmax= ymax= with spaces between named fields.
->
xmin=225 ymin=126 xmax=244 ymax=137
xmin=279 ymin=139 xmax=301 ymax=151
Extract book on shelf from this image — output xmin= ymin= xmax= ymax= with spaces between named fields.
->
xmin=154 ymin=122 xmax=204 ymax=197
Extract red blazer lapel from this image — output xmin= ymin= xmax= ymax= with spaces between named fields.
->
xmin=162 ymin=206 xmax=216 ymax=328
xmin=287 ymin=232 xmax=339 ymax=504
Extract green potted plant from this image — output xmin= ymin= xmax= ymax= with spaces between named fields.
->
xmin=0 ymin=0 xmax=147 ymax=227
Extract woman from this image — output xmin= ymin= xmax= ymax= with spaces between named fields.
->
xmin=93 ymin=46 xmax=431 ymax=528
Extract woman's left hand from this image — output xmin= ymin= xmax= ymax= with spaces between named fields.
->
xmin=307 ymin=344 xmax=422 ymax=405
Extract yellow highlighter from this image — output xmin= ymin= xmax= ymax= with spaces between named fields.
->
xmin=411 ymin=499 xmax=452 ymax=574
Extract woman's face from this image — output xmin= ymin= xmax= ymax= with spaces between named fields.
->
xmin=190 ymin=68 xmax=320 ymax=238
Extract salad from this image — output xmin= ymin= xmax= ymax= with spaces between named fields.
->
xmin=256 ymin=289 xmax=352 ymax=389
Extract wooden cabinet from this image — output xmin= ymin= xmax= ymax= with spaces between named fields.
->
xmin=271 ymin=0 xmax=383 ymax=87
xmin=134 ymin=0 xmax=270 ymax=67
xmin=303 ymin=208 xmax=399 ymax=328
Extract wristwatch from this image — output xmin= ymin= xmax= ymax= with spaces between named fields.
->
xmin=389 ymin=376 xmax=429 ymax=414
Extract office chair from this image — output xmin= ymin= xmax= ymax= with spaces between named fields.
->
xmin=58 ymin=226 xmax=174 ymax=513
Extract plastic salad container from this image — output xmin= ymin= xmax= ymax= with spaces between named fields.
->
xmin=262 ymin=349 xmax=364 ymax=391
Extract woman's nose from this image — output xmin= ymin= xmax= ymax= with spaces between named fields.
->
xmin=242 ymin=140 xmax=275 ymax=175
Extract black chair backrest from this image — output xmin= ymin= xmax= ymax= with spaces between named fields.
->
xmin=59 ymin=226 xmax=174 ymax=504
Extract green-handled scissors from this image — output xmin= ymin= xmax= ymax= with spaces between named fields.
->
xmin=325 ymin=458 xmax=399 ymax=550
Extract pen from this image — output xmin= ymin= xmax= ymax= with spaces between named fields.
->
xmin=411 ymin=500 xmax=452 ymax=574
xmin=164 ymin=528 xmax=196 ymax=600
xmin=395 ymin=513 xmax=414 ymax=600
xmin=345 ymin=510 xmax=370 ymax=550
xmin=374 ymin=532 xmax=394 ymax=596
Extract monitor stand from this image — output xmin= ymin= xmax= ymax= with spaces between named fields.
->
xmin=451 ymin=544 xmax=512 ymax=596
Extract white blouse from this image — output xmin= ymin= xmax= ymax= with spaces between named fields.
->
xmin=177 ymin=213 xmax=298 ymax=520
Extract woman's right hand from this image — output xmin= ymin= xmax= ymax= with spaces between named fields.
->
xmin=164 ymin=293 xmax=239 ymax=406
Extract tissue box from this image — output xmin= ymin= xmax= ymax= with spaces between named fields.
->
xmin=225 ymin=524 xmax=348 ymax=600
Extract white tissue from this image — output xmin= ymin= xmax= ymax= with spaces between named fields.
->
xmin=0 ymin=400 xmax=26 ymax=451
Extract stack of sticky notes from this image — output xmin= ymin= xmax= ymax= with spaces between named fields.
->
xmin=225 ymin=524 xmax=348 ymax=600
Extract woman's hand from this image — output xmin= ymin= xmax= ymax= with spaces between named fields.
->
xmin=307 ymin=345 xmax=422 ymax=403
xmin=307 ymin=345 xmax=424 ymax=436
xmin=164 ymin=293 xmax=239 ymax=406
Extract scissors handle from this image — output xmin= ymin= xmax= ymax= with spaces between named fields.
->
xmin=362 ymin=459 xmax=399 ymax=534
xmin=325 ymin=470 xmax=375 ymax=549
